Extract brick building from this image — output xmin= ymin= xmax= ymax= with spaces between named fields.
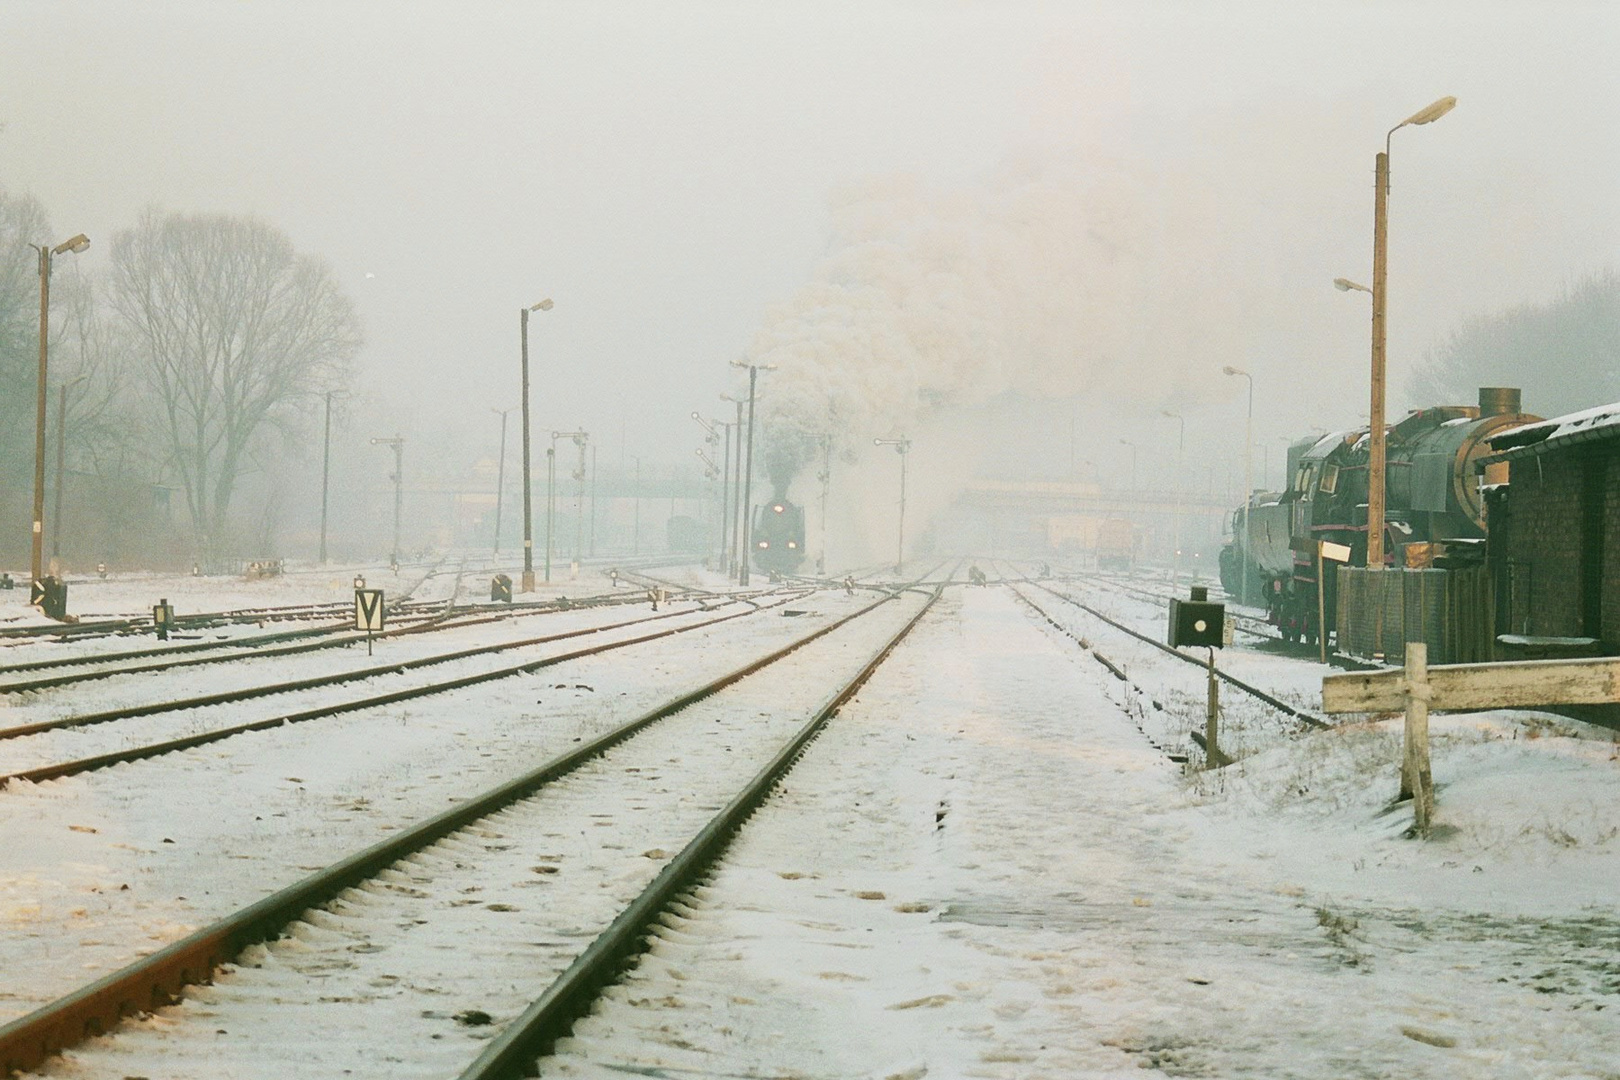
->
xmin=1483 ymin=401 xmax=1620 ymax=651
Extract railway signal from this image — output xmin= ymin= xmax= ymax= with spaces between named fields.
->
xmin=1168 ymin=586 xmax=1228 ymax=768
xmin=354 ymin=586 xmax=385 ymax=655
xmin=153 ymin=598 xmax=175 ymax=641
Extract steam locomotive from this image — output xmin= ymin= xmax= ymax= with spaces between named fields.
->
xmin=1219 ymin=388 xmax=1536 ymax=643
xmin=752 ymin=495 xmax=807 ymax=576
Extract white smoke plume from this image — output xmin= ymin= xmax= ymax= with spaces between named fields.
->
xmin=744 ymin=150 xmax=1237 ymax=473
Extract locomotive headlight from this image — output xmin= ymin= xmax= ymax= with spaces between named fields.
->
xmin=773 ymin=504 xmax=784 ymax=513
xmin=758 ymin=540 xmax=769 ymax=548
xmin=787 ymin=541 xmax=797 ymax=549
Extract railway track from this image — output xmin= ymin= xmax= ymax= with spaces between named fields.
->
xmin=0 ymin=583 xmax=726 ymax=691
xmin=1023 ymin=580 xmax=1329 ymax=730
xmin=0 ymin=589 xmax=816 ymax=788
xmin=0 ymin=576 xmax=941 ymax=1077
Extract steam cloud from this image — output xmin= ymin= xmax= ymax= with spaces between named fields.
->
xmin=743 ymin=151 xmax=1237 ymax=485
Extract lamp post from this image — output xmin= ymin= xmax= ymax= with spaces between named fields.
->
xmin=491 ymin=407 xmax=514 ymax=558
xmin=720 ymin=393 xmax=745 ymax=577
xmin=631 ymin=455 xmax=641 ymax=555
xmin=816 ymin=433 xmax=833 ymax=576
xmin=369 ymin=435 xmax=405 ymax=569
xmin=692 ymin=412 xmax=725 ymax=570
xmin=873 ymin=436 xmax=911 ymax=575
xmin=318 ymin=390 xmax=348 ymax=565
xmin=1161 ymin=410 xmax=1184 ymax=588
xmin=546 ymin=431 xmax=585 ymax=581
xmin=722 ymin=420 xmax=735 ymax=573
xmin=729 ymin=363 xmax=774 ymax=586
xmin=30 ymin=233 xmax=90 ymax=605
xmin=1222 ymin=366 xmax=1254 ymax=605
xmin=1119 ymin=438 xmax=1137 ymax=495
xmin=519 ymin=298 xmax=553 ymax=592
xmin=51 ymin=374 xmax=89 ymax=564
xmin=1364 ymin=95 xmax=1457 ymax=571
xmin=569 ymin=431 xmax=587 ymax=578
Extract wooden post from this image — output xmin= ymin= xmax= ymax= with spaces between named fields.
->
xmin=1205 ymin=646 xmax=1220 ymax=768
xmin=1316 ymin=543 xmax=1328 ymax=664
xmin=1403 ymin=641 xmax=1433 ymax=835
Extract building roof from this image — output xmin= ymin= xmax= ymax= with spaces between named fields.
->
xmin=1480 ymin=399 xmax=1620 ymax=464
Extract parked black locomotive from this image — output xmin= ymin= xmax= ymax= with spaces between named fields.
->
xmin=1220 ymin=388 xmax=1537 ymax=643
xmin=751 ymin=492 xmax=807 ymax=576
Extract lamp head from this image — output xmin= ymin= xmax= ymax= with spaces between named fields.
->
xmin=529 ymin=298 xmax=553 ymax=312
xmin=52 ymin=234 xmax=90 ymax=256
xmin=1402 ymin=96 xmax=1457 ymax=127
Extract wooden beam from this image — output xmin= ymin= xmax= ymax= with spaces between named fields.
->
xmin=1322 ymin=655 xmax=1620 ymax=714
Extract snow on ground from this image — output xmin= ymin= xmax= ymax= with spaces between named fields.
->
xmin=0 ymin=566 xmax=862 ymax=1021
xmin=548 ymin=585 xmax=1618 ymax=1079
xmin=3 ymin=566 xmax=1616 ymax=1077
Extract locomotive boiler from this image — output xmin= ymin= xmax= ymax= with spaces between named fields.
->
xmin=1220 ymin=388 xmax=1536 ymax=643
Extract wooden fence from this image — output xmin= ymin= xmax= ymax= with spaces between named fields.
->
xmin=1323 ymin=651 xmax=1620 ymax=835
xmin=1335 ymin=565 xmax=1495 ymax=665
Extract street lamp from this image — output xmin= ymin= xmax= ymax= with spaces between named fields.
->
xmin=1222 ymin=365 xmax=1254 ymax=605
xmin=816 ymin=432 xmax=833 ymax=576
xmin=873 ymin=436 xmax=911 ymax=575
xmin=30 ymin=233 xmax=90 ymax=607
xmin=631 ymin=454 xmax=641 ymax=556
xmin=729 ymin=362 xmax=775 ymax=586
xmin=548 ymin=430 xmax=586 ymax=581
xmin=569 ymin=431 xmax=588 ymax=578
xmin=1160 ymin=409 xmax=1184 ymax=587
xmin=692 ymin=412 xmax=727 ymax=572
xmin=51 ymin=374 xmax=89 ymax=564
xmin=319 ymin=389 xmax=347 ymax=565
xmin=720 ymin=392 xmax=746 ymax=577
xmin=1365 ymin=95 xmax=1456 ymax=571
xmin=519 ymin=298 xmax=553 ymax=592
xmin=491 ymin=406 xmax=514 ymax=558
xmin=1333 ymin=277 xmax=1371 ymax=295
xmin=369 ymin=434 xmax=405 ymax=569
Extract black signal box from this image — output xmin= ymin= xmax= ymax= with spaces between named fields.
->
xmin=491 ymin=574 xmax=513 ymax=603
xmin=1168 ymin=587 xmax=1225 ymax=648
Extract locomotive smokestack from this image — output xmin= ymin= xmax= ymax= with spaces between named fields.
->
xmin=1478 ymin=387 xmax=1521 ymax=417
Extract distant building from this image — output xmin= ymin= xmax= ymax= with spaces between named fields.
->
xmin=1483 ymin=400 xmax=1620 ymax=653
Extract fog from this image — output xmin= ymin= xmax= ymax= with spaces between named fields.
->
xmin=3 ymin=1 xmax=1616 ymax=565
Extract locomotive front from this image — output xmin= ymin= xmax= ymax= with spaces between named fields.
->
xmin=751 ymin=496 xmax=807 ymax=575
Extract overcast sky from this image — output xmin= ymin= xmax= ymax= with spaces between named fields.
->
xmin=3 ymin=0 xmax=1616 ymax=493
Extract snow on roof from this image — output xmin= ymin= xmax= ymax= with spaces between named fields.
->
xmin=1483 ymin=398 xmax=1620 ymax=460
xmin=1491 ymin=399 xmax=1620 ymax=446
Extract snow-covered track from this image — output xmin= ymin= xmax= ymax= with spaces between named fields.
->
xmin=460 ymin=582 xmax=943 ymax=1079
xmin=0 ymin=585 xmax=935 ymax=1077
xmin=0 ymin=585 xmax=708 ymax=692
xmin=0 ymin=591 xmax=811 ymax=787
xmin=1020 ymin=581 xmax=1331 ymax=730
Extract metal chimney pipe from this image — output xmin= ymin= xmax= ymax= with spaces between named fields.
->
xmin=1478 ymin=387 xmax=1521 ymax=418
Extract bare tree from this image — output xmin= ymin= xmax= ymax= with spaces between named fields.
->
xmin=1408 ymin=270 xmax=1620 ymax=416
xmin=0 ymin=189 xmax=55 ymax=492
xmin=108 ymin=211 xmax=361 ymax=558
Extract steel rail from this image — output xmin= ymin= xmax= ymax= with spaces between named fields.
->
xmin=0 ymin=596 xmax=816 ymax=786
xmin=458 ymin=583 xmax=945 ymax=1080
xmin=0 ymin=588 xmax=681 ymax=691
xmin=1029 ymin=581 xmax=1330 ymax=729
xmin=0 ymin=593 xmax=801 ymax=744
xmin=0 ymin=589 xmax=906 ymax=1076
xmin=1008 ymin=586 xmax=1190 ymax=763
